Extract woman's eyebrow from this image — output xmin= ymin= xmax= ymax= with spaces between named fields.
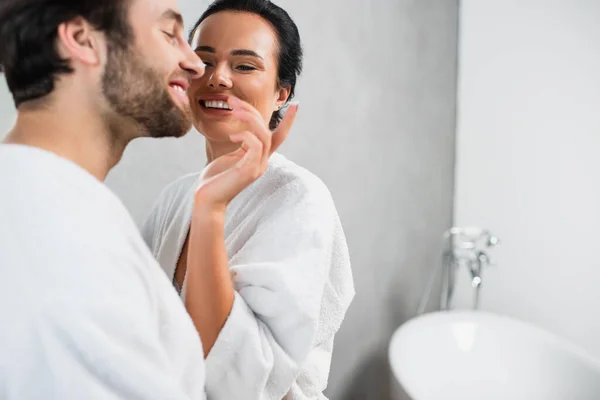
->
xmin=195 ymin=46 xmax=264 ymax=60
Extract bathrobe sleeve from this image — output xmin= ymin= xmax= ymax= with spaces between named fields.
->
xmin=20 ymin=262 xmax=203 ymax=400
xmin=204 ymin=176 xmax=352 ymax=399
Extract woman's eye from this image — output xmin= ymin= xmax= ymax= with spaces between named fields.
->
xmin=236 ymin=65 xmax=256 ymax=71
xmin=203 ymin=61 xmax=214 ymax=68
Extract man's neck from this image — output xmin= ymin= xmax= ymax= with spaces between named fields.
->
xmin=2 ymin=103 xmax=128 ymax=182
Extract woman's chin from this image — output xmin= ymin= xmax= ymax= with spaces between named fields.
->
xmin=194 ymin=125 xmax=236 ymax=142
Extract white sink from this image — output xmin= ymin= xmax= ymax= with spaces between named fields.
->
xmin=389 ymin=310 xmax=600 ymax=400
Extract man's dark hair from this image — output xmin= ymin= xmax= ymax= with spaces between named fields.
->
xmin=0 ymin=0 xmax=131 ymax=107
xmin=190 ymin=0 xmax=303 ymax=130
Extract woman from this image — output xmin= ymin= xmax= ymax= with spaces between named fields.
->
xmin=142 ymin=0 xmax=355 ymax=398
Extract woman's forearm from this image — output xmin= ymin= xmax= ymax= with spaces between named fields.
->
xmin=185 ymin=208 xmax=235 ymax=357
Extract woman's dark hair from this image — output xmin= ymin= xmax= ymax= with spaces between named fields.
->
xmin=190 ymin=0 xmax=303 ymax=130
xmin=0 ymin=0 xmax=131 ymax=107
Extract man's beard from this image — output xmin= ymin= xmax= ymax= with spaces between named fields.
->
xmin=101 ymin=43 xmax=193 ymax=139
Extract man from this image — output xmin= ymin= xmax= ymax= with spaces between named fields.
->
xmin=0 ymin=0 xmax=294 ymax=398
xmin=0 ymin=0 xmax=209 ymax=398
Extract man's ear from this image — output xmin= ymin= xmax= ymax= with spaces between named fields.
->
xmin=55 ymin=17 xmax=104 ymax=68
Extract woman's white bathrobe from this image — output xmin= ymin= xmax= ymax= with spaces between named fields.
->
xmin=141 ymin=152 xmax=355 ymax=399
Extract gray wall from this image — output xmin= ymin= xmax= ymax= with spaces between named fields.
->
xmin=0 ymin=80 xmax=15 ymax=136
xmin=0 ymin=1 xmax=458 ymax=398
xmin=454 ymin=0 xmax=600 ymax=361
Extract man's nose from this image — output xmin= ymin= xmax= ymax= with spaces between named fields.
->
xmin=180 ymin=46 xmax=205 ymax=80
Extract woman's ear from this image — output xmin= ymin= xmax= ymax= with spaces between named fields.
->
xmin=275 ymin=84 xmax=291 ymax=111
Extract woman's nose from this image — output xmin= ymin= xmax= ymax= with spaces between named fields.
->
xmin=208 ymin=66 xmax=233 ymax=89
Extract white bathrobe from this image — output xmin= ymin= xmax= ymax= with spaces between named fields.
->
xmin=0 ymin=145 xmax=206 ymax=400
xmin=141 ymin=152 xmax=355 ymax=399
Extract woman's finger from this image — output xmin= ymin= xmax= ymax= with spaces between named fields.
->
xmin=229 ymin=131 xmax=264 ymax=180
xmin=228 ymin=96 xmax=297 ymax=161
xmin=271 ymin=103 xmax=298 ymax=154
xmin=229 ymin=97 xmax=272 ymax=159
xmin=228 ymin=96 xmax=264 ymax=121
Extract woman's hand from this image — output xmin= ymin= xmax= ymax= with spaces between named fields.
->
xmin=193 ymin=97 xmax=298 ymax=214
xmin=184 ymin=97 xmax=298 ymax=355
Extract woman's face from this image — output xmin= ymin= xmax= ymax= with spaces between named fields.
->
xmin=189 ymin=11 xmax=290 ymax=141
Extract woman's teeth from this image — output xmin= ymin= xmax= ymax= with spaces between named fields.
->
xmin=203 ymin=100 xmax=232 ymax=110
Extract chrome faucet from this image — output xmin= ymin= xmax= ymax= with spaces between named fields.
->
xmin=418 ymin=227 xmax=499 ymax=314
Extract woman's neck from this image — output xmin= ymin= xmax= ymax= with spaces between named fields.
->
xmin=204 ymin=139 xmax=242 ymax=164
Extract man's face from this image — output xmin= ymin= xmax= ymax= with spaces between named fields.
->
xmin=102 ymin=0 xmax=205 ymax=139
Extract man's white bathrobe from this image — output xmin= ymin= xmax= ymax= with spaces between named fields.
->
xmin=0 ymin=145 xmax=206 ymax=400
xmin=141 ymin=152 xmax=355 ymax=399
